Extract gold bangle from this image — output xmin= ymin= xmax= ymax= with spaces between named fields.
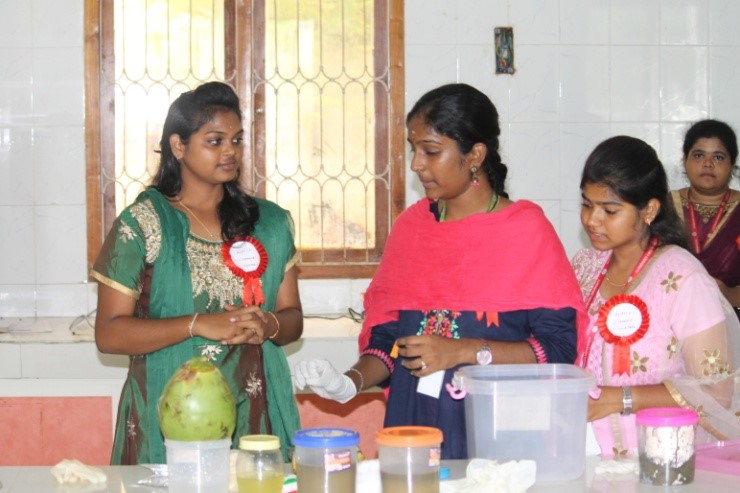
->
xmin=188 ymin=313 xmax=199 ymax=338
xmin=347 ymin=367 xmax=364 ymax=392
xmin=267 ymin=311 xmax=280 ymax=340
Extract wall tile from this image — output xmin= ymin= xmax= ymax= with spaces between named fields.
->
xmin=559 ymin=123 xmax=612 ymax=199
xmin=509 ymin=46 xmax=559 ymax=122
xmin=560 ymin=46 xmax=610 ymax=122
xmin=561 ymin=199 xmax=590 ymax=259
xmin=456 ymin=0 xmax=509 ymax=45
xmin=0 ymin=206 xmax=35 ymax=284
xmin=0 ymin=127 xmax=34 ymax=205
xmin=299 ymin=279 xmax=363 ymax=316
xmin=404 ymin=0 xmax=457 ymax=46
xmin=507 ymin=123 xmax=560 ymax=201
xmin=708 ymin=0 xmax=740 ymax=45
xmin=457 ymin=43 xmax=512 ymax=122
xmin=661 ymin=122 xmax=693 ymax=190
xmin=610 ymin=0 xmax=660 ymax=45
xmin=609 ymin=123 xmax=661 ymax=150
xmin=404 ymin=44 xmax=459 ymax=106
xmin=709 ymin=47 xmax=740 ymax=122
xmin=560 ymin=0 xmax=609 ymax=45
xmin=0 ymin=0 xmax=32 ymax=48
xmin=660 ymin=46 xmax=708 ymax=121
xmin=31 ymin=47 xmax=84 ymax=126
xmin=34 ymin=205 xmax=86 ymax=284
xmin=0 ymin=48 xmax=34 ymax=126
xmin=509 ymin=0 xmax=559 ymax=44
xmin=660 ymin=0 xmax=709 ymax=45
xmin=0 ymin=286 xmax=36 ymax=318
xmin=610 ymin=46 xmax=660 ymax=121
xmin=36 ymin=283 xmax=90 ymax=317
xmin=31 ymin=0 xmax=84 ymax=48
xmin=33 ymin=126 xmax=85 ymax=205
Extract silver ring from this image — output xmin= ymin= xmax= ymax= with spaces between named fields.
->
xmin=419 ymin=360 xmax=427 ymax=371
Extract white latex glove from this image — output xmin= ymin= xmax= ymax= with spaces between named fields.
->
xmin=293 ymin=359 xmax=358 ymax=404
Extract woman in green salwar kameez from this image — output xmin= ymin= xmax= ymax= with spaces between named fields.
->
xmin=91 ymin=82 xmax=302 ymax=465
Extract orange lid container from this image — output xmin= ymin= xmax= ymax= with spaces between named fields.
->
xmin=375 ymin=426 xmax=443 ymax=447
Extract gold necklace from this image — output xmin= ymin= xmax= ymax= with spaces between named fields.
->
xmin=439 ymin=192 xmax=499 ymax=222
xmin=604 ymin=275 xmax=628 ymax=287
xmin=176 ymin=199 xmax=219 ymax=240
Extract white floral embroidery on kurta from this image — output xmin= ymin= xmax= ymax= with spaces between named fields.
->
xmin=120 ymin=222 xmax=136 ymax=241
xmin=245 ymin=372 xmax=263 ymax=397
xmin=127 ymin=417 xmax=136 ymax=438
xmin=200 ymin=345 xmax=223 ymax=361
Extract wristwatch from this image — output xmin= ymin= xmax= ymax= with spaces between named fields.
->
xmin=476 ymin=340 xmax=493 ymax=366
xmin=621 ymin=386 xmax=633 ymax=415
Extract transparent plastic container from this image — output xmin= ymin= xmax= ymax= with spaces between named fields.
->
xmin=453 ymin=363 xmax=594 ymax=482
xmin=164 ymin=438 xmax=230 ymax=493
xmin=293 ymin=427 xmax=359 ymax=493
xmin=636 ymin=407 xmax=699 ymax=486
xmin=375 ymin=426 xmax=443 ymax=493
xmin=236 ymin=435 xmax=284 ymax=493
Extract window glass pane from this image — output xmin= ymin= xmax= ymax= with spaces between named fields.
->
xmin=112 ymin=0 xmax=224 ymax=214
xmin=262 ymin=0 xmax=378 ymax=251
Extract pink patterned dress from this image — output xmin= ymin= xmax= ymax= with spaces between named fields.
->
xmin=572 ymin=245 xmax=734 ymax=457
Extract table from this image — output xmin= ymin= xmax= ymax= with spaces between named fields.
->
xmin=0 ymin=457 xmax=738 ymax=492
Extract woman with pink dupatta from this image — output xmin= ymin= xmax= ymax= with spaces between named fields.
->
xmin=293 ymin=84 xmax=586 ymax=459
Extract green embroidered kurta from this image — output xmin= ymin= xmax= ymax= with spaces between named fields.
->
xmin=91 ymin=189 xmax=300 ymax=464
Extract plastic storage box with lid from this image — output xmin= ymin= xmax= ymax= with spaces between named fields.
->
xmin=453 ymin=363 xmax=595 ymax=482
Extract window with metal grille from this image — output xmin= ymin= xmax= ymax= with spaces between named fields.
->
xmin=84 ymin=0 xmax=405 ymax=279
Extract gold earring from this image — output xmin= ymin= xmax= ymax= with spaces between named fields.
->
xmin=470 ymin=166 xmax=480 ymax=186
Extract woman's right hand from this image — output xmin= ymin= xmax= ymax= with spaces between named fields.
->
xmin=292 ymin=359 xmax=358 ymax=403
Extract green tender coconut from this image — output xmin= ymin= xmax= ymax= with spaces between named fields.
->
xmin=158 ymin=356 xmax=237 ymax=441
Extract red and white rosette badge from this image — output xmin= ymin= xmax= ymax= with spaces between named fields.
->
xmin=597 ymin=294 xmax=650 ymax=376
xmin=222 ymin=237 xmax=269 ymax=306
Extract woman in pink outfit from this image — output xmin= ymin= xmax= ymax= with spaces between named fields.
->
xmin=571 ymin=136 xmax=740 ymax=458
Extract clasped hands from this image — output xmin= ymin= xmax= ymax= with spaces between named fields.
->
xmin=191 ymin=304 xmax=272 ymax=345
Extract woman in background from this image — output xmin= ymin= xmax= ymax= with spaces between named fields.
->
xmin=671 ymin=119 xmax=739 ymax=320
xmin=572 ymin=135 xmax=740 ymax=458
xmin=293 ymin=83 xmax=586 ymax=459
xmin=91 ymin=82 xmax=302 ymax=464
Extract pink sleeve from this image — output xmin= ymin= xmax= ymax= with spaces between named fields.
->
xmin=669 ymin=266 xmax=726 ymax=340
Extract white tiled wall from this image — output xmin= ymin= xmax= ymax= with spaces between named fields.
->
xmin=1 ymin=0 xmax=739 ymax=318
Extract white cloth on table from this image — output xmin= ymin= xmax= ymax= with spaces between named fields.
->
xmin=50 ymin=459 xmax=107 ymax=484
xmin=440 ymin=458 xmax=536 ymax=493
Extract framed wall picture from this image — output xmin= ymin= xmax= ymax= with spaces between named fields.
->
xmin=494 ymin=27 xmax=515 ymax=74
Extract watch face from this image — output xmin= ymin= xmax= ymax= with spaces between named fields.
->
xmin=476 ymin=347 xmax=492 ymax=366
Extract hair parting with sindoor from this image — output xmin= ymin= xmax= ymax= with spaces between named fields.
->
xmin=151 ymin=81 xmax=259 ymax=241
xmin=407 ymin=83 xmax=510 ymax=198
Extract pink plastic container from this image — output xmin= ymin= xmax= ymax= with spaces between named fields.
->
xmin=696 ymin=439 xmax=740 ymax=476
xmin=636 ymin=408 xmax=699 ymax=486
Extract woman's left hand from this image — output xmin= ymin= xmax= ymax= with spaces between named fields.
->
xmin=588 ymin=386 xmax=621 ymax=421
xmin=395 ymin=334 xmax=465 ymax=377
xmin=221 ymin=304 xmax=270 ymax=345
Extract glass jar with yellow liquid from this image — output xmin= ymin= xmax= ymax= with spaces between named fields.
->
xmin=236 ymin=435 xmax=284 ymax=493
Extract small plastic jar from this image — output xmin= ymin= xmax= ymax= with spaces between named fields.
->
xmin=636 ymin=407 xmax=699 ymax=486
xmin=293 ymin=428 xmax=359 ymax=493
xmin=235 ymin=435 xmax=284 ymax=493
xmin=376 ymin=426 xmax=443 ymax=493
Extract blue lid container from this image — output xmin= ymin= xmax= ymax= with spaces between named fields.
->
xmin=293 ymin=428 xmax=359 ymax=448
